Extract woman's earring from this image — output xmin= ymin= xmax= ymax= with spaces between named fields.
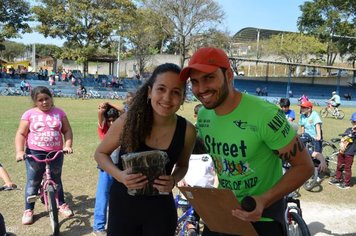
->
xmin=180 ymin=104 xmax=184 ymax=111
xmin=147 ymin=98 xmax=151 ymax=104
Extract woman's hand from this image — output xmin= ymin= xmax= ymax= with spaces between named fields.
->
xmin=15 ymin=151 xmax=25 ymax=162
xmin=118 ymin=169 xmax=148 ymax=190
xmin=63 ymin=146 xmax=73 ymax=154
xmin=153 ymin=175 xmax=176 ymax=193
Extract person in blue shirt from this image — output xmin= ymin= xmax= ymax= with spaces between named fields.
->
xmin=279 ymin=98 xmax=295 ymax=122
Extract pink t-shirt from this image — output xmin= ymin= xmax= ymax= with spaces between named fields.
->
xmin=21 ymin=107 xmax=66 ymax=152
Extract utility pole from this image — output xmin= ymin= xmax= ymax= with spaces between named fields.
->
xmin=32 ymin=44 xmax=36 ymax=72
xmin=117 ymin=35 xmax=121 ymax=78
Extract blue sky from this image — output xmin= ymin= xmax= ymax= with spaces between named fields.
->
xmin=12 ymin=0 xmax=306 ymax=46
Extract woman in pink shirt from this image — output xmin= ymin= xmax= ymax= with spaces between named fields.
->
xmin=15 ymin=86 xmax=74 ymax=225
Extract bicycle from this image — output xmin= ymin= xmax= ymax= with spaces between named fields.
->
xmin=284 ymin=196 xmax=311 ymax=236
xmin=320 ymin=102 xmax=345 ymax=120
xmin=299 ymin=134 xmax=322 ymax=191
xmin=19 ymin=150 xmax=68 ymax=236
xmin=175 ymin=194 xmax=200 ymax=236
xmin=321 ymin=138 xmax=339 ymax=177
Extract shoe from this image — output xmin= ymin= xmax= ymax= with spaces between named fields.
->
xmin=92 ymin=230 xmax=107 ymax=236
xmin=22 ymin=209 xmax=33 ymax=225
xmin=328 ymin=178 xmax=341 ymax=186
xmin=338 ymin=183 xmax=351 ymax=189
xmin=58 ymin=203 xmax=73 ymax=218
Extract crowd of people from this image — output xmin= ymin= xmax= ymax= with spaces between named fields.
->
xmin=0 ymin=47 xmax=355 ymax=236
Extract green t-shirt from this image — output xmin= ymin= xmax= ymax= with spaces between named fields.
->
xmin=197 ymin=93 xmax=295 ymax=202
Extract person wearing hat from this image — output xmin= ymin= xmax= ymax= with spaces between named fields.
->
xmin=298 ymin=101 xmax=328 ymax=173
xmin=329 ymin=112 xmax=356 ymax=189
xmin=328 ymin=91 xmax=341 ymax=110
xmin=180 ymin=47 xmax=313 ymax=236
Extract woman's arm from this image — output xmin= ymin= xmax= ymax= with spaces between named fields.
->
xmin=95 ymin=114 xmax=147 ymax=189
xmin=107 ymin=102 xmax=125 ymax=113
xmin=98 ymin=102 xmax=108 ymax=127
xmin=171 ymin=121 xmax=196 ymax=184
xmin=15 ymin=120 xmax=29 ymax=161
xmin=153 ymin=121 xmax=196 ymax=193
xmin=61 ymin=116 xmax=73 ymax=153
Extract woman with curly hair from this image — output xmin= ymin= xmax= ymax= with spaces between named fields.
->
xmin=95 ymin=63 xmax=196 ymax=236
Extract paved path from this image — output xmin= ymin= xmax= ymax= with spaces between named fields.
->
xmin=301 ymin=201 xmax=356 ymax=235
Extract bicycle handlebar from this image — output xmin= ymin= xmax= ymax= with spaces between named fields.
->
xmin=18 ymin=150 xmax=68 ymax=163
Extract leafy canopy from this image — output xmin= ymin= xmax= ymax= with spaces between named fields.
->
xmin=0 ymin=0 xmax=32 ymax=42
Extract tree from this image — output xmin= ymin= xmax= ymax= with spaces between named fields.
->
xmin=297 ymin=0 xmax=356 ymax=67
xmin=0 ymin=41 xmax=26 ymax=61
xmin=142 ymin=0 xmax=224 ymax=67
xmin=124 ymin=9 xmax=161 ymax=76
xmin=192 ymin=28 xmax=231 ymax=51
xmin=35 ymin=44 xmax=62 ymax=72
xmin=265 ymin=33 xmax=326 ymax=64
xmin=265 ymin=33 xmax=326 ymax=75
xmin=0 ymin=0 xmax=32 ymax=43
xmin=32 ymin=0 xmax=136 ymax=75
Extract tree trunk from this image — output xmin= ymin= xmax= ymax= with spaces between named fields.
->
xmin=83 ymin=61 xmax=88 ymax=77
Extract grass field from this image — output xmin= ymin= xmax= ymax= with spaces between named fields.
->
xmin=0 ymin=96 xmax=355 ymax=235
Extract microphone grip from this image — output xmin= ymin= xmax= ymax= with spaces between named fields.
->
xmin=241 ymin=196 xmax=256 ymax=212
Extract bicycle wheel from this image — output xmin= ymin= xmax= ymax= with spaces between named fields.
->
xmin=320 ymin=108 xmax=328 ymax=118
xmin=287 ymin=212 xmax=311 ymax=236
xmin=47 ymin=185 xmax=59 ymax=235
xmin=336 ymin=110 xmax=345 ymax=120
xmin=1 ymin=89 xmax=9 ymax=96
xmin=322 ymin=142 xmax=338 ymax=176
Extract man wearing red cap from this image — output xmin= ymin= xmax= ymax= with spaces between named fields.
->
xmin=180 ymin=47 xmax=313 ymax=235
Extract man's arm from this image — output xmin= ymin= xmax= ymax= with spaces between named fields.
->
xmin=232 ymin=135 xmax=313 ymax=222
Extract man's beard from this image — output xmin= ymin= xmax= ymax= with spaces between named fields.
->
xmin=204 ymin=76 xmax=229 ymax=110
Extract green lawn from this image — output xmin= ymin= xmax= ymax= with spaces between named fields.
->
xmin=0 ymin=96 xmax=355 ymax=235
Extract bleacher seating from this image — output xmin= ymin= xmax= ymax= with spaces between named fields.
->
xmin=1 ymin=73 xmax=355 ymax=107
xmin=234 ymin=78 xmax=356 ymax=101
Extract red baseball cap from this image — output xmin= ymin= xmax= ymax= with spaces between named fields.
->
xmin=299 ymin=101 xmax=313 ymax=108
xmin=180 ymin=47 xmax=230 ymax=81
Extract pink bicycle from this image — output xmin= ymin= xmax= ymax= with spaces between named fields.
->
xmin=20 ymin=150 xmax=68 ymax=236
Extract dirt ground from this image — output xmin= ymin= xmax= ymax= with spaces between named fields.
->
xmin=301 ymin=200 xmax=356 ymax=236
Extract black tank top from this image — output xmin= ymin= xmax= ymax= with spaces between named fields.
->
xmin=112 ymin=115 xmax=187 ymax=194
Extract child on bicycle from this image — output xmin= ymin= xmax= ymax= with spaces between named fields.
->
xmin=329 ymin=112 xmax=356 ymax=189
xmin=328 ymin=91 xmax=341 ymax=110
xmin=15 ymin=86 xmax=74 ymax=225
xmin=93 ymin=103 xmax=121 ymax=236
xmin=298 ymin=101 xmax=328 ymax=172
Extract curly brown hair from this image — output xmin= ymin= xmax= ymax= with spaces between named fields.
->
xmin=120 ymin=63 xmax=186 ymax=152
